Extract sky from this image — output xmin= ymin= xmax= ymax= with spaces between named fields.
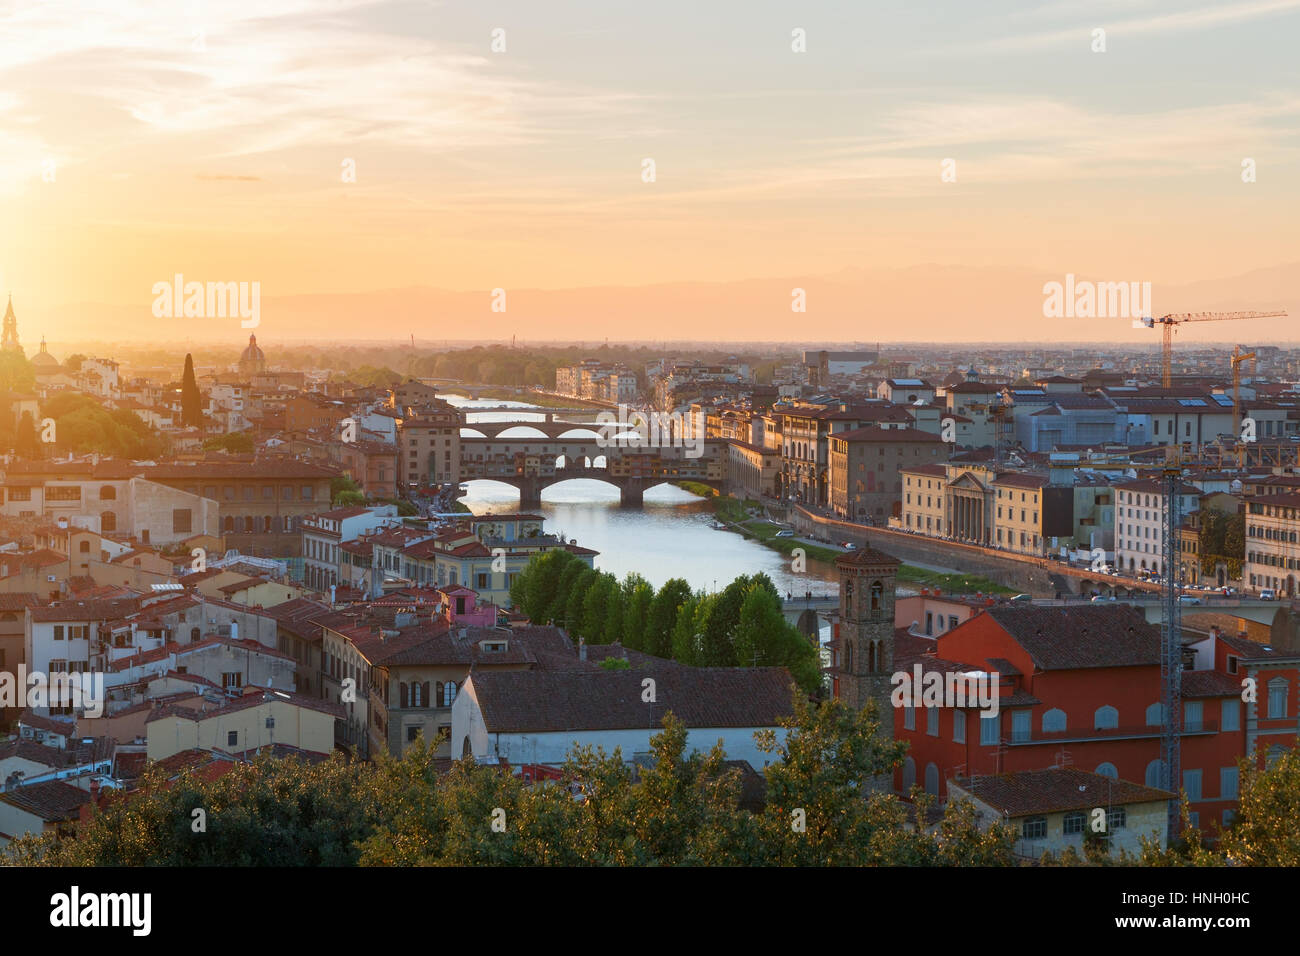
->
xmin=2 ymin=0 xmax=1298 ymax=344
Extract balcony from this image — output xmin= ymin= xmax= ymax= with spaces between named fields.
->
xmin=1002 ymin=720 xmax=1220 ymax=746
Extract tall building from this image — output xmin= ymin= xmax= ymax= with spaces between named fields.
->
xmin=2 ymin=295 xmax=22 ymax=354
xmin=832 ymin=546 xmax=900 ymax=731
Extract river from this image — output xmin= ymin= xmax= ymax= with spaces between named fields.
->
xmin=443 ymin=394 xmax=841 ymax=599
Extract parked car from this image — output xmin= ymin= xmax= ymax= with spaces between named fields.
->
xmin=1009 ymin=593 xmax=1032 ymax=603
xmin=1178 ymin=595 xmax=1202 ymax=605
xmin=841 ymin=542 xmax=857 ymax=550
xmin=1260 ymin=588 xmax=1277 ymax=601
xmin=774 ymin=530 xmax=794 ymax=538
xmin=1091 ymin=594 xmax=1117 ymax=602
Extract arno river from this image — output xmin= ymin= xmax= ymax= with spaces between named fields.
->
xmin=444 ymin=395 xmax=840 ymax=599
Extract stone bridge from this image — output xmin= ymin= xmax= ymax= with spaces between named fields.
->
xmin=459 ymin=437 xmax=727 ymax=507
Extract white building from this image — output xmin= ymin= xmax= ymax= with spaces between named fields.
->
xmin=1114 ymin=477 xmax=1201 ymax=576
xmin=301 ymin=504 xmax=401 ymax=591
xmin=451 ymin=667 xmax=792 ymax=769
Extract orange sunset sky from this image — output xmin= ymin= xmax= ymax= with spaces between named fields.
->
xmin=2 ymin=0 xmax=1298 ymax=344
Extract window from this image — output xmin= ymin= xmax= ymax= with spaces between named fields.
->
xmin=924 ymin=763 xmax=939 ymax=795
xmin=227 ymin=731 xmax=238 ymax=746
xmin=1095 ymin=762 xmax=1118 ymax=779
xmin=101 ymin=510 xmax=116 ymax=532
xmin=406 ymin=726 xmax=420 ymax=743
xmin=302 ymin=485 xmax=314 ymax=500
xmin=1021 ymin=816 xmax=1047 ymax=840
xmin=901 ymin=757 xmax=916 ymax=791
xmin=1011 ymin=709 xmax=1030 ymax=742
xmin=1221 ymin=766 xmax=1239 ymax=800
xmin=442 ymin=681 xmax=457 ymax=707
xmin=222 ymin=671 xmax=242 ymax=691
xmin=1222 ymin=698 xmax=1240 ymax=732
xmin=1184 ymin=700 xmax=1203 ymax=732
xmin=1107 ymin=807 xmax=1127 ymax=831
xmin=172 ymin=508 xmax=193 ymax=534
xmin=1063 ymin=811 xmax=1086 ymax=835
xmin=1145 ymin=702 xmax=1165 ymax=726
xmin=953 ymin=712 xmax=965 ymax=744
xmin=1145 ymin=759 xmax=1166 ymax=788
xmin=1042 ymin=708 xmax=1066 ymax=733
xmin=926 ymin=706 xmax=938 ymax=737
xmin=1183 ymin=769 xmax=1202 ymax=801
xmin=980 ymin=714 xmax=998 ymax=745
xmin=903 ymin=706 xmax=915 ymax=731
xmin=1268 ymin=678 xmax=1288 ymax=719
xmin=53 ymin=625 xmax=64 ymax=640
xmin=1094 ymin=705 xmax=1118 ymax=730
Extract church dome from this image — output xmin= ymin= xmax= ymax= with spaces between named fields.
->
xmin=241 ymin=333 xmax=265 ymax=364
xmin=31 ymin=337 xmax=59 ymax=368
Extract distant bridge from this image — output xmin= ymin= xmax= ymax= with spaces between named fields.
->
xmin=459 ymin=436 xmax=727 ymax=507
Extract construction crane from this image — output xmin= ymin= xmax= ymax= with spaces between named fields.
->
xmin=1160 ymin=460 xmax=1185 ymax=845
xmin=1138 ymin=311 xmax=1287 ymax=387
xmin=1231 ymin=346 xmax=1256 ymax=466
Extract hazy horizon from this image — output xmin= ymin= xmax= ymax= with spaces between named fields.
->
xmin=4 ymin=0 xmax=1298 ymax=344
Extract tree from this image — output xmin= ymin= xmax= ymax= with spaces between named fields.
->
xmin=670 ymin=592 xmax=711 ymax=665
xmin=732 ymin=584 xmax=822 ymax=694
xmin=620 ymin=574 xmax=654 ymax=650
xmin=181 ymin=353 xmax=202 ymax=427
xmin=202 ymin=431 xmax=254 ymax=454
xmin=0 ymin=350 xmax=34 ymax=394
xmin=564 ymin=567 xmax=598 ymax=636
xmin=581 ymin=572 xmax=620 ymax=643
xmin=14 ymin=410 xmax=39 ymax=459
xmin=645 ymin=578 xmax=693 ymax=658
xmin=330 ymin=475 xmax=363 ymax=506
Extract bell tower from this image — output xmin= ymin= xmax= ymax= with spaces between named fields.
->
xmin=834 ymin=546 xmax=900 ymax=735
xmin=1 ymin=295 xmax=21 ymax=354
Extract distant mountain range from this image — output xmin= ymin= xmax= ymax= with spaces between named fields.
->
xmin=24 ymin=261 xmax=1299 ymax=347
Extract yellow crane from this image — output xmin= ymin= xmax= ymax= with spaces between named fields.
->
xmin=1139 ymin=311 xmax=1287 ymax=387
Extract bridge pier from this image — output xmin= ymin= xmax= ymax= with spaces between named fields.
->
xmin=519 ymin=476 xmax=543 ymax=510
xmin=620 ymin=481 xmax=644 ymax=508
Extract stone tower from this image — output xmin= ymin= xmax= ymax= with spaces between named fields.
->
xmin=834 ymin=546 xmax=900 ymax=735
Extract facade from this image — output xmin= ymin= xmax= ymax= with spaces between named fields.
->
xmin=397 ymin=398 xmax=462 ymax=487
xmin=1244 ymin=491 xmax=1300 ymax=596
xmin=828 ymin=426 xmax=945 ymax=522
xmin=829 ymin=547 xmax=899 ymax=725
xmin=1114 ymin=478 xmax=1201 ymax=576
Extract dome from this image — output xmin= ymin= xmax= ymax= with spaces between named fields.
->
xmin=241 ymin=333 xmax=265 ymax=363
xmin=31 ymin=337 xmax=59 ymax=368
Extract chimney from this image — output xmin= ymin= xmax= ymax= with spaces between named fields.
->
xmin=578 ymin=637 xmax=587 ymax=662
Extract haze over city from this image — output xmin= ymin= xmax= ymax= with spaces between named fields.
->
xmin=3 ymin=0 xmax=1298 ymax=342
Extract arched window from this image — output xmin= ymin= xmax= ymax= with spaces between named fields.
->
xmin=443 ymin=681 xmax=457 ymax=707
xmin=263 ymin=515 xmax=273 ymax=533
xmin=870 ymin=581 xmax=883 ymax=611
xmin=924 ymin=762 xmax=939 ymax=795
xmin=1095 ymin=762 xmax=1118 ymax=779
xmin=901 ymin=756 xmax=916 ymax=792
xmin=411 ymin=682 xmax=423 ymax=707
xmin=223 ymin=516 xmax=235 ymax=533
xmin=843 ymin=641 xmax=852 ymax=673
xmin=100 ymin=486 xmax=116 ymax=501
xmin=100 ymin=511 xmax=117 ymax=532
xmin=1145 ymin=703 xmax=1164 ymax=726
xmin=461 ymin=736 xmax=473 ymax=758
xmin=243 ymin=516 xmax=254 ymax=533
xmin=78 ymin=540 xmax=90 ymax=553
xmin=1042 ymin=708 xmax=1067 ymax=733
xmin=1145 ymin=759 xmax=1166 ymax=788
xmin=867 ymin=641 xmax=877 ymax=673
xmin=399 ymin=683 xmax=409 ymax=708
xmin=1094 ymin=705 xmax=1119 ymax=730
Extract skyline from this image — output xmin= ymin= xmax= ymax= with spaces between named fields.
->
xmin=3 ymin=0 xmax=1298 ymax=342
